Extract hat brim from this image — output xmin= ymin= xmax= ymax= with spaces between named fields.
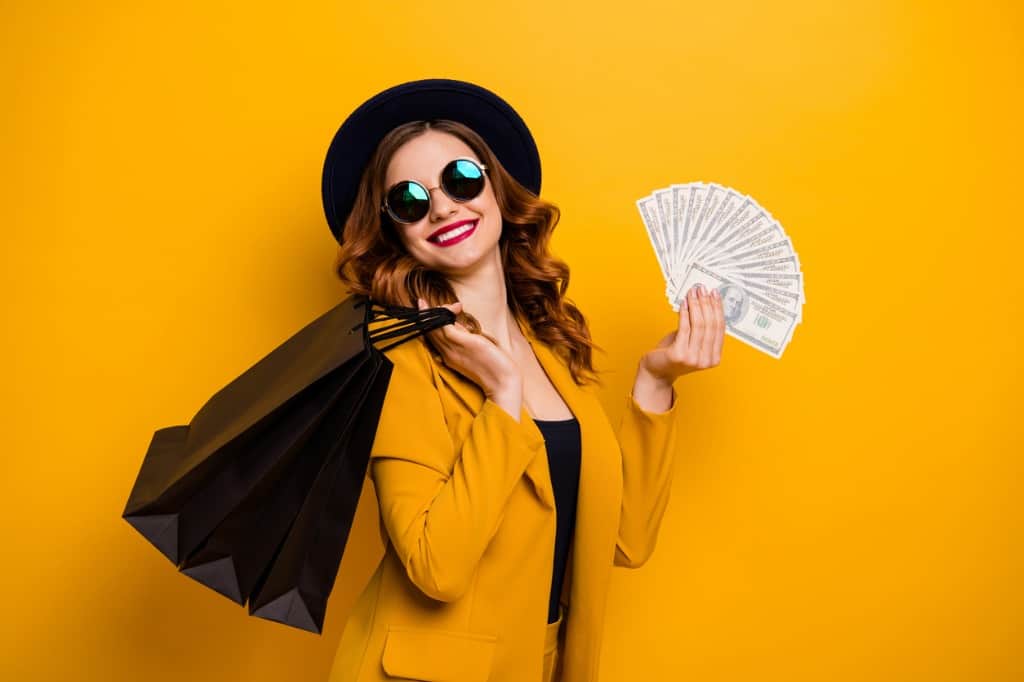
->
xmin=321 ymin=78 xmax=542 ymax=245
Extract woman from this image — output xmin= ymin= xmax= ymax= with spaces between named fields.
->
xmin=321 ymin=79 xmax=724 ymax=682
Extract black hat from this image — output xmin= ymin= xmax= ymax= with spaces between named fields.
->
xmin=320 ymin=78 xmax=542 ymax=245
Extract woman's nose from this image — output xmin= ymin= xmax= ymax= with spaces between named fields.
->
xmin=428 ymin=187 xmax=458 ymax=220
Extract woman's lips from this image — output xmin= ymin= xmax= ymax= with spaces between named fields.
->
xmin=429 ymin=219 xmax=478 ymax=247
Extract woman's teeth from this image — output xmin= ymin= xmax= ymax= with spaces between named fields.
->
xmin=434 ymin=221 xmax=476 ymax=243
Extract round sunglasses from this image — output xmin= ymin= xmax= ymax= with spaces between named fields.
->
xmin=382 ymin=157 xmax=488 ymax=224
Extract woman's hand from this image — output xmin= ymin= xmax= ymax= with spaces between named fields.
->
xmin=417 ymin=298 xmax=523 ymax=413
xmin=639 ymin=283 xmax=725 ymax=385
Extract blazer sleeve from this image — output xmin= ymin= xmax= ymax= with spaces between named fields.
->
xmin=612 ymin=385 xmax=681 ymax=569
xmin=368 ymin=340 xmax=547 ymax=602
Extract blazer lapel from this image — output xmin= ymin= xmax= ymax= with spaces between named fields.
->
xmin=430 ymin=330 xmax=556 ymax=510
xmin=522 ymin=323 xmax=624 ymax=682
xmin=517 ymin=324 xmax=584 ymax=512
xmin=431 ymin=319 xmax=623 ymax=680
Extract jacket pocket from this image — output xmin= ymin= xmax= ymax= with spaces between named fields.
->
xmin=380 ymin=625 xmax=499 ymax=681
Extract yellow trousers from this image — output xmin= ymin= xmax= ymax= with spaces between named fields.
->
xmin=542 ymin=606 xmax=565 ymax=682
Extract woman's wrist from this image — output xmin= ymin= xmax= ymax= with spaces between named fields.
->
xmin=631 ymin=365 xmax=675 ymax=414
xmin=486 ymin=377 xmax=523 ymax=422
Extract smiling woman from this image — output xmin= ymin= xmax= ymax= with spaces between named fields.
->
xmin=380 ymin=129 xmax=504 ymax=283
xmin=320 ymin=78 xmax=721 ymax=682
xmin=332 ymin=115 xmax=601 ymax=385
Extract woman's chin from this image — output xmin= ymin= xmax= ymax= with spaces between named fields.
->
xmin=433 ymin=245 xmax=502 ymax=275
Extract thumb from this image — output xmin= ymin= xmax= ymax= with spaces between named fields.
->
xmin=417 ymin=297 xmax=463 ymax=314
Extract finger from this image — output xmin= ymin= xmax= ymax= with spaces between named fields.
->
xmin=439 ymin=301 xmax=464 ymax=336
xmin=698 ymin=285 xmax=715 ymax=364
xmin=440 ymin=316 xmax=479 ymax=359
xmin=419 ymin=297 xmax=455 ymax=355
xmin=708 ymin=286 xmax=724 ymax=360
xmin=419 ymin=297 xmax=463 ymax=315
xmin=710 ymin=288 xmax=724 ymax=364
xmin=420 ymin=298 xmax=459 ymax=334
xmin=687 ymin=285 xmax=705 ymax=358
xmin=444 ymin=319 xmax=473 ymax=342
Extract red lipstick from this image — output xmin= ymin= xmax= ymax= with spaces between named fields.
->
xmin=427 ymin=219 xmax=478 ymax=247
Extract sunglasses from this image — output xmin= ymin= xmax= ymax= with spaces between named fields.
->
xmin=382 ymin=157 xmax=489 ymax=224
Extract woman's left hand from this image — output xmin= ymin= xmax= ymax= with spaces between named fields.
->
xmin=639 ymin=283 xmax=725 ymax=384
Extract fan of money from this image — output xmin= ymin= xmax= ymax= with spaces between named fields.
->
xmin=636 ymin=182 xmax=805 ymax=359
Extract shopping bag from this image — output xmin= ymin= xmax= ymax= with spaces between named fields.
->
xmin=246 ymin=345 xmax=392 ymax=632
xmin=122 ymin=294 xmax=454 ymax=634
xmin=179 ymin=351 xmax=375 ymax=609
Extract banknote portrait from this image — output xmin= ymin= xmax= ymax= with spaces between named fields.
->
xmin=719 ymin=284 xmax=747 ymax=324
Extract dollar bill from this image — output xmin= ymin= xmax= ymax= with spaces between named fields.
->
xmin=636 ymin=182 xmax=805 ymax=357
xmin=672 ymin=263 xmax=798 ymax=358
xmin=636 ymin=194 xmax=670 ymax=282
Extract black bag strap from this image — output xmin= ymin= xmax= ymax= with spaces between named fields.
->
xmin=350 ymin=296 xmax=457 ymax=353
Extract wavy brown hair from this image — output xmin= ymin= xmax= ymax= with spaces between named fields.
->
xmin=332 ymin=119 xmax=602 ymax=386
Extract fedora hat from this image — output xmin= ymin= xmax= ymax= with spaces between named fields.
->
xmin=320 ymin=78 xmax=542 ymax=245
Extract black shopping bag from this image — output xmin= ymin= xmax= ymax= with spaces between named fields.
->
xmin=122 ymin=294 xmax=454 ymax=634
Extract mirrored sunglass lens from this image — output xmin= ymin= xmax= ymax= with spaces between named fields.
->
xmin=388 ymin=182 xmax=429 ymax=222
xmin=442 ymin=159 xmax=485 ymax=200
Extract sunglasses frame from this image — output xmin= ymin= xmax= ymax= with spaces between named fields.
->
xmin=381 ymin=157 xmax=489 ymax=224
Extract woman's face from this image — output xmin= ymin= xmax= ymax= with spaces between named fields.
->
xmin=383 ymin=130 xmax=502 ymax=275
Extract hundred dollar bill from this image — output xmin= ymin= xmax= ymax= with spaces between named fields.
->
xmin=636 ymin=194 xmax=670 ymax=282
xmin=693 ymin=195 xmax=767 ymax=267
xmin=715 ymin=255 xmax=801 ymax=276
xmin=654 ymin=189 xmax=674 ymax=242
xmin=708 ymin=216 xmax=786 ymax=263
xmin=732 ymin=271 xmax=805 ymax=303
xmin=699 ymin=199 xmax=769 ymax=259
xmin=739 ymin=279 xmax=803 ymax=322
xmin=682 ymin=194 xmax=762 ymax=283
xmin=671 ymin=263 xmax=799 ymax=358
xmin=654 ymin=188 xmax=676 ymax=284
xmin=704 ymin=237 xmax=799 ymax=273
xmin=680 ymin=182 xmax=727 ymax=281
xmin=669 ymin=182 xmax=704 ymax=293
xmin=686 ymin=186 xmax=744 ymax=272
xmin=681 ymin=183 xmax=708 ymax=269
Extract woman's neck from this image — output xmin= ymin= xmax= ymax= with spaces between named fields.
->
xmin=446 ymin=254 xmax=520 ymax=355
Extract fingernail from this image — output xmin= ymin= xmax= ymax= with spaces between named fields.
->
xmin=712 ymin=288 xmax=720 ymax=299
xmin=681 ymin=297 xmax=688 ymax=310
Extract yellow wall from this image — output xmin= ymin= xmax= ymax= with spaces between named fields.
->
xmin=2 ymin=1 xmax=1020 ymax=680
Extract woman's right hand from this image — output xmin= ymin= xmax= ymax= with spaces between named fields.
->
xmin=417 ymin=298 xmax=523 ymax=418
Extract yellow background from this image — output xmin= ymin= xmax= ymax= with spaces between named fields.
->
xmin=2 ymin=1 xmax=1020 ymax=680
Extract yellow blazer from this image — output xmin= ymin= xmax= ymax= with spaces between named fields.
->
xmin=328 ymin=318 xmax=680 ymax=682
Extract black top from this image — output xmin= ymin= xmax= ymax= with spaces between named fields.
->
xmin=532 ymin=416 xmax=581 ymax=624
